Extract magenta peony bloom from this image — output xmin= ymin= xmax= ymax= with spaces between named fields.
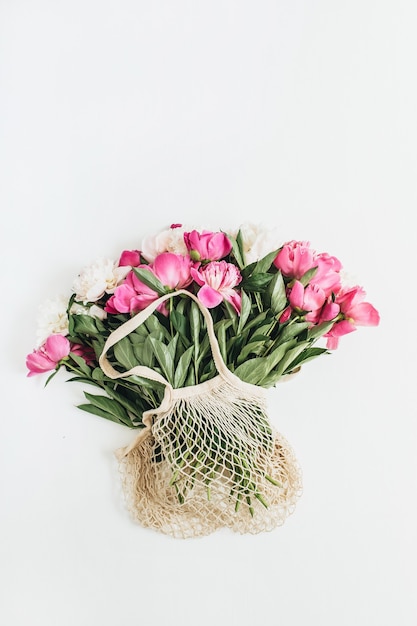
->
xmin=289 ymin=280 xmax=327 ymax=323
xmin=313 ymin=252 xmax=342 ymax=295
xmin=274 ymin=240 xmax=315 ymax=279
xmin=191 ymin=261 xmax=242 ymax=312
xmin=70 ymin=342 xmax=96 ymax=366
xmin=105 ymin=269 xmax=159 ymax=313
xmin=118 ymin=250 xmax=141 ymax=267
xmin=106 ymin=253 xmax=193 ymax=314
xmin=184 ymin=230 xmax=232 ymax=262
xmin=274 ymin=242 xmax=342 ymax=297
xmin=324 ymin=285 xmax=380 ymax=349
xmin=152 ymin=253 xmax=193 ymax=290
xmin=26 ymin=334 xmax=70 ymax=377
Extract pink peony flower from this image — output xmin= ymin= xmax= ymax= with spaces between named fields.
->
xmin=70 ymin=343 xmax=97 ymax=366
xmin=274 ymin=241 xmax=315 ymax=279
xmin=313 ymin=252 xmax=342 ymax=296
xmin=152 ymin=252 xmax=193 ymax=290
xmin=118 ymin=250 xmax=141 ymax=267
xmin=184 ymin=230 xmax=232 ymax=262
xmin=274 ymin=241 xmax=342 ymax=297
xmin=191 ymin=261 xmax=242 ymax=312
xmin=289 ymin=280 xmax=327 ymax=323
xmin=26 ymin=334 xmax=71 ymax=377
xmin=105 ymin=253 xmax=193 ymax=314
xmin=324 ymin=285 xmax=380 ymax=349
xmin=279 ymin=306 xmax=292 ymax=324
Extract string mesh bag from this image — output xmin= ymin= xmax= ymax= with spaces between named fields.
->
xmin=99 ymin=290 xmax=302 ymax=538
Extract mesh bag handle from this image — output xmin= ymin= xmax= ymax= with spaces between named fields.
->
xmin=99 ymin=289 xmax=235 ymax=387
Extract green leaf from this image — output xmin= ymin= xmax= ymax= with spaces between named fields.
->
xmin=307 ymin=320 xmax=335 ymax=340
xmin=241 ymin=262 xmax=257 ymax=279
xmin=167 ymin=333 xmax=179 ymax=364
xmin=77 ymin=403 xmax=129 ymax=426
xmin=237 ymin=341 xmax=266 ymax=364
xmin=254 ymin=248 xmax=280 ymax=274
xmin=170 ymin=309 xmax=190 ymax=341
xmin=262 ymin=339 xmax=297 ymax=372
xmin=148 ymin=336 xmax=174 ymax=383
xmin=83 ymin=392 xmax=132 ymax=425
xmin=69 ymin=352 xmax=91 ymax=376
xmin=104 ymin=386 xmax=144 ymax=419
xmin=141 ymin=336 xmax=156 ymax=368
xmin=286 ymin=347 xmax=329 ymax=370
xmin=222 ymin=300 xmax=238 ymax=333
xmin=249 ymin=334 xmax=271 ymax=342
xmin=242 ymin=310 xmax=270 ymax=333
xmin=216 ymin=321 xmax=228 ymax=364
xmin=92 ymin=367 xmax=104 ymax=381
xmin=234 ymin=357 xmax=271 ymax=385
xmin=227 ymin=230 xmax=245 ymax=269
xmin=113 ymin=337 xmax=137 ymax=370
xmin=185 ymin=368 xmax=196 ymax=386
xmin=71 ymin=314 xmax=99 ymax=336
xmin=270 ymin=341 xmax=310 ymax=378
xmin=241 ymin=273 xmax=273 ymax=293
xmin=44 ymin=368 xmax=60 ymax=386
xmin=66 ymin=375 xmax=103 ymax=387
xmin=190 ymin=300 xmax=201 ymax=357
xmin=237 ymin=289 xmax=252 ymax=333
xmin=144 ymin=314 xmax=168 ymax=336
xmin=132 ymin=267 xmax=168 ymax=296
xmin=267 ymin=271 xmax=287 ymax=314
xmin=299 ymin=266 xmax=318 ymax=286
xmin=173 ymin=346 xmax=194 ymax=388
xmin=278 ymin=321 xmax=310 ymax=343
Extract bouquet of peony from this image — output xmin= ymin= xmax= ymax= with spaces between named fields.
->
xmin=26 ymin=223 xmax=380 ymax=538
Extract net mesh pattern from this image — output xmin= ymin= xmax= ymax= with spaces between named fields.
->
xmin=118 ymin=377 xmax=302 ymax=538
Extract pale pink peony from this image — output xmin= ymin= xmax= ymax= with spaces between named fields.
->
xmin=324 ymin=285 xmax=380 ymax=349
xmin=141 ymin=225 xmax=189 ymax=262
xmin=26 ymin=334 xmax=70 ymax=377
xmin=72 ymin=258 xmax=130 ymax=303
xmin=230 ymin=222 xmax=281 ymax=264
xmin=184 ymin=230 xmax=232 ymax=262
xmin=191 ymin=261 xmax=242 ymax=312
xmin=35 ymin=295 xmax=69 ymax=347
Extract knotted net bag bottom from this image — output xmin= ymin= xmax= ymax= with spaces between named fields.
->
xmin=117 ymin=376 xmax=302 ymax=538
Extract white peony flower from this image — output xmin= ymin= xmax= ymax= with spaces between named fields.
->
xmin=235 ymin=222 xmax=282 ymax=264
xmin=72 ymin=258 xmax=130 ymax=304
xmin=141 ymin=225 xmax=190 ymax=262
xmin=70 ymin=302 xmax=108 ymax=320
xmin=36 ymin=294 xmax=69 ymax=347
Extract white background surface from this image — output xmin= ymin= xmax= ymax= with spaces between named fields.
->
xmin=1 ymin=2 xmax=416 ymax=625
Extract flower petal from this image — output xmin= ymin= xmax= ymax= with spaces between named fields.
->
xmin=26 ymin=351 xmax=56 ymax=376
xmin=349 ymin=302 xmax=380 ymax=326
xmin=197 ymin=285 xmax=224 ymax=308
xmin=289 ymin=280 xmax=304 ymax=309
xmin=44 ymin=334 xmax=71 ymax=362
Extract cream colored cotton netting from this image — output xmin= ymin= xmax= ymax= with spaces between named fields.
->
xmin=100 ymin=290 xmax=302 ymax=539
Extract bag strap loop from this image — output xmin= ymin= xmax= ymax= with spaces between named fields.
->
xmin=99 ymin=289 xmax=231 ymax=385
